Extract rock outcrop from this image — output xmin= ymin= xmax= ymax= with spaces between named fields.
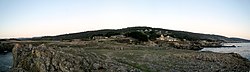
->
xmin=0 ymin=42 xmax=15 ymax=53
xmin=12 ymin=43 xmax=140 ymax=72
xmin=11 ymin=41 xmax=250 ymax=72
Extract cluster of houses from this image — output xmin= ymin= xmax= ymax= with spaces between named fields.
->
xmin=136 ymin=29 xmax=178 ymax=42
xmin=156 ymin=35 xmax=178 ymax=41
xmin=92 ymin=34 xmax=178 ymax=42
xmin=73 ymin=29 xmax=179 ymax=42
xmin=136 ymin=29 xmax=169 ymax=34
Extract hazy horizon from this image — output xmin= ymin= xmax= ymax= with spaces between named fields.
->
xmin=1 ymin=0 xmax=250 ymax=39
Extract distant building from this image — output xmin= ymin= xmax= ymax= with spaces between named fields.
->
xmin=149 ymin=29 xmax=152 ymax=31
xmin=165 ymin=36 xmax=178 ymax=41
xmin=157 ymin=35 xmax=178 ymax=41
xmin=157 ymin=35 xmax=165 ymax=40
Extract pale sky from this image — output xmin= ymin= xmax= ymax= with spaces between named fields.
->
xmin=0 ymin=0 xmax=250 ymax=39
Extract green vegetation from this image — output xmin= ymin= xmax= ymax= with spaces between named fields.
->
xmin=169 ymin=31 xmax=200 ymax=41
xmin=125 ymin=32 xmax=148 ymax=41
xmin=29 ymin=26 xmax=250 ymax=43
xmin=123 ymin=31 xmax=160 ymax=42
xmin=104 ymin=32 xmax=121 ymax=37
xmin=147 ymin=31 xmax=161 ymax=40
xmin=90 ymin=34 xmax=104 ymax=39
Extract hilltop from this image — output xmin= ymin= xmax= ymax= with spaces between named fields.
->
xmin=2 ymin=26 xmax=250 ymax=52
xmin=31 ymin=26 xmax=250 ymax=43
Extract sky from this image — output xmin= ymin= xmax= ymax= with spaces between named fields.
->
xmin=0 ymin=0 xmax=250 ymax=39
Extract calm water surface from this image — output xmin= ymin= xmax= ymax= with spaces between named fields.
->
xmin=0 ymin=52 xmax=13 ymax=72
xmin=201 ymin=43 xmax=250 ymax=60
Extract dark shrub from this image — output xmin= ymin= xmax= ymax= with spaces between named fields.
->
xmin=90 ymin=34 xmax=104 ymax=39
xmin=125 ymin=32 xmax=148 ymax=41
xmin=105 ymin=32 xmax=121 ymax=37
xmin=148 ymin=31 xmax=161 ymax=40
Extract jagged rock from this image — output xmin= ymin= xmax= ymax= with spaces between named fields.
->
xmin=10 ymin=41 xmax=250 ymax=72
xmin=11 ymin=44 xmax=141 ymax=72
xmin=0 ymin=42 xmax=15 ymax=53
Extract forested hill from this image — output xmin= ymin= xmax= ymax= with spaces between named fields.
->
xmin=31 ymin=26 xmax=250 ymax=43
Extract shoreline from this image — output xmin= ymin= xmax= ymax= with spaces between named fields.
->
xmin=1 ymin=40 xmax=250 ymax=71
xmin=0 ymin=52 xmax=13 ymax=72
xmin=10 ymin=41 xmax=250 ymax=71
xmin=202 ymin=45 xmax=236 ymax=48
xmin=201 ymin=43 xmax=250 ymax=61
xmin=201 ymin=42 xmax=250 ymax=48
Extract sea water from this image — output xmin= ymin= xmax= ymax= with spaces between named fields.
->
xmin=201 ymin=43 xmax=250 ymax=60
xmin=0 ymin=52 xmax=13 ymax=72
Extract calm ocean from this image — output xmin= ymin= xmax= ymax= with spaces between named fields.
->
xmin=201 ymin=43 xmax=250 ymax=60
xmin=0 ymin=52 xmax=13 ymax=72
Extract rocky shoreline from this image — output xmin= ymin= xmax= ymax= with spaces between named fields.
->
xmin=8 ymin=41 xmax=250 ymax=72
xmin=0 ymin=41 xmax=15 ymax=53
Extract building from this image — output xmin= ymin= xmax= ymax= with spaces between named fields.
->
xmin=157 ymin=35 xmax=178 ymax=41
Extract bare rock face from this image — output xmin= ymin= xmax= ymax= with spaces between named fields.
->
xmin=11 ymin=44 xmax=140 ymax=72
xmin=0 ymin=42 xmax=15 ymax=53
xmin=11 ymin=42 xmax=250 ymax=72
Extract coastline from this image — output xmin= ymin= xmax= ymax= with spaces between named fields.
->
xmin=201 ymin=43 xmax=250 ymax=60
xmin=0 ymin=52 xmax=13 ymax=72
xmin=1 ymin=40 xmax=250 ymax=71
xmin=9 ymin=41 xmax=250 ymax=72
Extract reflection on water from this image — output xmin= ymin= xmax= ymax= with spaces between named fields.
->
xmin=201 ymin=43 xmax=250 ymax=60
xmin=0 ymin=52 xmax=13 ymax=72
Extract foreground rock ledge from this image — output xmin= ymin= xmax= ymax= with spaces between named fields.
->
xmin=11 ymin=43 xmax=250 ymax=72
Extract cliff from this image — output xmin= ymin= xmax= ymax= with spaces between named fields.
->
xmin=12 ymin=43 xmax=139 ymax=72
xmin=0 ymin=41 xmax=15 ymax=53
xmin=11 ymin=41 xmax=250 ymax=72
